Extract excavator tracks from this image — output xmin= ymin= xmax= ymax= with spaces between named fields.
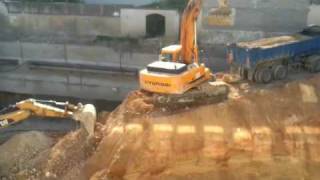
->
xmin=151 ymin=81 xmax=229 ymax=110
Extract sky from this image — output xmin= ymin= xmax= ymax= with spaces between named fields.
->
xmin=84 ymin=0 xmax=159 ymax=6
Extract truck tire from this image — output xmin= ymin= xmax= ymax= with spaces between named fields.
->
xmin=311 ymin=60 xmax=320 ymax=72
xmin=254 ymin=70 xmax=260 ymax=83
xmin=240 ymin=67 xmax=248 ymax=79
xmin=305 ymin=55 xmax=320 ymax=72
xmin=258 ymin=68 xmax=273 ymax=84
xmin=273 ymin=65 xmax=288 ymax=80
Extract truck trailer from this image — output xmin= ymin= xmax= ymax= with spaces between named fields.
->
xmin=226 ymin=25 xmax=320 ymax=83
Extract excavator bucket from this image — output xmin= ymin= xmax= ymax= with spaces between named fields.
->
xmin=73 ymin=104 xmax=96 ymax=137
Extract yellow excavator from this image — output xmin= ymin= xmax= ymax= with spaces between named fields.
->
xmin=0 ymin=99 xmax=96 ymax=137
xmin=139 ymin=0 xmax=228 ymax=108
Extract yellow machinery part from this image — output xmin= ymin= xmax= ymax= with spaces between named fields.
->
xmin=0 ymin=110 xmax=32 ymax=127
xmin=140 ymin=64 xmax=211 ymax=94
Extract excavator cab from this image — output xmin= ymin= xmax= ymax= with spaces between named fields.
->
xmin=160 ymin=45 xmax=182 ymax=62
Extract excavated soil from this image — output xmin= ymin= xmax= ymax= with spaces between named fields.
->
xmin=2 ymin=74 xmax=320 ymax=180
xmin=0 ymin=131 xmax=53 ymax=177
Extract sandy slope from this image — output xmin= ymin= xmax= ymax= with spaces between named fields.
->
xmin=4 ymin=73 xmax=320 ymax=180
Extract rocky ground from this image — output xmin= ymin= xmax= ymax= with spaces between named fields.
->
xmin=1 ymin=73 xmax=320 ymax=180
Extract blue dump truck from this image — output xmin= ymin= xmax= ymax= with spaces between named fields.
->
xmin=226 ymin=25 xmax=320 ymax=83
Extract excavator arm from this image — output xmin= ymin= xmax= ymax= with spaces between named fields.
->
xmin=0 ymin=110 xmax=32 ymax=127
xmin=0 ymin=99 xmax=96 ymax=137
xmin=15 ymin=99 xmax=73 ymax=118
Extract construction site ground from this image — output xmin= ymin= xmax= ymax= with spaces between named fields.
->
xmin=1 ymin=72 xmax=320 ymax=180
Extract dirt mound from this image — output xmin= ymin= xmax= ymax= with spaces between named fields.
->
xmin=81 ymin=74 xmax=320 ymax=180
xmin=11 ymin=74 xmax=320 ymax=180
xmin=0 ymin=131 xmax=53 ymax=177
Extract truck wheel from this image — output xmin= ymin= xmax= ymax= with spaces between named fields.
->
xmin=258 ymin=68 xmax=273 ymax=84
xmin=312 ymin=60 xmax=320 ymax=72
xmin=254 ymin=71 xmax=261 ymax=83
xmin=305 ymin=55 xmax=320 ymax=72
xmin=240 ymin=67 xmax=248 ymax=79
xmin=273 ymin=65 xmax=288 ymax=80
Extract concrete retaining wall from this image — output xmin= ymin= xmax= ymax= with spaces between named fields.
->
xmin=308 ymin=5 xmax=320 ymax=25
xmin=0 ymin=41 xmax=158 ymax=70
xmin=1 ymin=1 xmax=316 ymax=44
xmin=0 ymin=41 xmax=144 ymax=101
xmin=22 ymin=42 xmax=66 ymax=62
xmin=0 ymin=42 xmax=20 ymax=60
xmin=66 ymin=45 xmax=120 ymax=66
xmin=9 ymin=14 xmax=121 ymax=37
xmin=2 ymin=2 xmax=179 ymax=39
xmin=0 ymin=66 xmax=138 ymax=101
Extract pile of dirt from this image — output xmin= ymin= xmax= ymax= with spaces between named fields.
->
xmin=82 ymin=74 xmax=320 ymax=180
xmin=237 ymin=35 xmax=301 ymax=48
xmin=8 ymin=74 xmax=320 ymax=180
xmin=0 ymin=131 xmax=53 ymax=177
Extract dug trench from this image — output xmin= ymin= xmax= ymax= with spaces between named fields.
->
xmin=2 ymin=73 xmax=320 ymax=180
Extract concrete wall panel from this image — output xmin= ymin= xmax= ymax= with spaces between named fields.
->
xmin=308 ymin=5 xmax=320 ymax=25
xmin=9 ymin=14 xmax=121 ymax=37
xmin=233 ymin=8 xmax=308 ymax=32
xmin=22 ymin=42 xmax=65 ymax=62
xmin=76 ymin=16 xmax=121 ymax=37
xmin=0 ymin=42 xmax=20 ymax=60
xmin=256 ymin=0 xmax=310 ymax=10
xmin=66 ymin=45 xmax=120 ymax=67
xmin=0 ymin=67 xmax=137 ymax=101
xmin=121 ymin=52 xmax=157 ymax=70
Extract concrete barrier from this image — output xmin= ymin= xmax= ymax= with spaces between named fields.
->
xmin=308 ymin=5 xmax=320 ymax=25
xmin=9 ymin=14 xmax=121 ymax=37
xmin=0 ymin=41 xmax=157 ymax=70
xmin=66 ymin=45 xmax=121 ymax=68
xmin=0 ymin=65 xmax=138 ymax=101
xmin=121 ymin=52 xmax=157 ymax=70
xmin=0 ymin=41 xmax=20 ymax=60
xmin=76 ymin=16 xmax=121 ymax=37
xmin=22 ymin=42 xmax=65 ymax=62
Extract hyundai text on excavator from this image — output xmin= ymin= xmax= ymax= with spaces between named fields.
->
xmin=0 ymin=99 xmax=96 ymax=137
xmin=139 ymin=0 xmax=228 ymax=108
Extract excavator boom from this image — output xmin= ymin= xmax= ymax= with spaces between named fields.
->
xmin=180 ymin=0 xmax=202 ymax=64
